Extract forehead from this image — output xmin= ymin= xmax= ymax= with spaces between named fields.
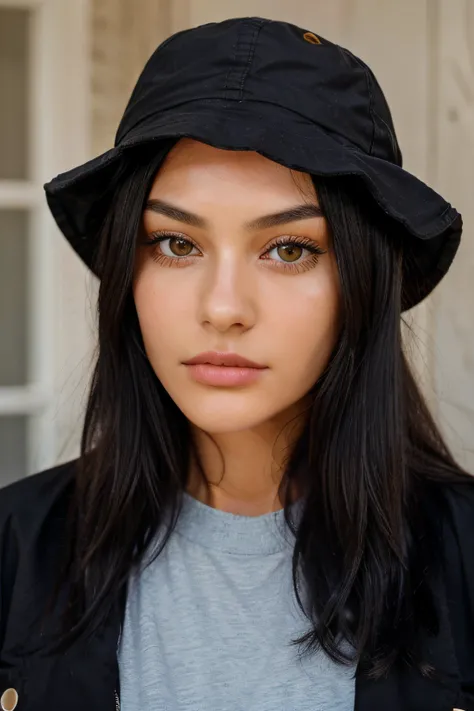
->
xmin=147 ymin=138 xmax=317 ymax=203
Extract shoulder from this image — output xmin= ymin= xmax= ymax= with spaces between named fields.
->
xmin=437 ymin=476 xmax=474 ymax=539
xmin=0 ymin=458 xmax=79 ymax=645
xmin=430 ymin=476 xmax=474 ymax=689
xmin=424 ymin=475 xmax=474 ymax=548
xmin=426 ymin=476 xmax=474 ymax=616
xmin=442 ymin=475 xmax=474 ymax=543
xmin=0 ymin=457 xmax=78 ymax=538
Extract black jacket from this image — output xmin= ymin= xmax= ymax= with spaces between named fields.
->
xmin=0 ymin=459 xmax=473 ymax=711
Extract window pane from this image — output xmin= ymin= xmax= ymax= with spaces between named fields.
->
xmin=0 ymin=211 xmax=28 ymax=386
xmin=0 ymin=416 xmax=27 ymax=485
xmin=0 ymin=8 xmax=30 ymax=180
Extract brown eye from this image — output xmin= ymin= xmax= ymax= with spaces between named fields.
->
xmin=169 ymin=237 xmax=193 ymax=256
xmin=277 ymin=244 xmax=303 ymax=262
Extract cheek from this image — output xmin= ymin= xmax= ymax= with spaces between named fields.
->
xmin=267 ymin=267 xmax=340 ymax=382
xmin=133 ymin=268 xmax=191 ymax=362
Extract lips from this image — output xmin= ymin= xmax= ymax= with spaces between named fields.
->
xmin=182 ymin=351 xmax=268 ymax=387
xmin=182 ymin=351 xmax=267 ymax=369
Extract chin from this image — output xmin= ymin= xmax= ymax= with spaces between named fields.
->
xmin=174 ymin=392 xmax=279 ymax=434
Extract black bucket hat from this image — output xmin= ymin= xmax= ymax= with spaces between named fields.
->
xmin=43 ymin=16 xmax=462 ymax=311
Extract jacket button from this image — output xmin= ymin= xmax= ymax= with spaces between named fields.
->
xmin=0 ymin=688 xmax=18 ymax=711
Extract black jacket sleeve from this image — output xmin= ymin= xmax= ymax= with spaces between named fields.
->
xmin=442 ymin=479 xmax=474 ymax=705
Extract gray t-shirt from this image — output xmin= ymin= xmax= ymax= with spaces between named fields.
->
xmin=118 ymin=491 xmax=356 ymax=710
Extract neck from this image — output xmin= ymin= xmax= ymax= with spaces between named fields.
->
xmin=185 ymin=404 xmax=307 ymax=516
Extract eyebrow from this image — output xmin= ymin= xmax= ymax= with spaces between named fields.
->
xmin=144 ymin=198 xmax=323 ymax=231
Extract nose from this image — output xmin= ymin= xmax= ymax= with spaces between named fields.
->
xmin=198 ymin=253 xmax=257 ymax=334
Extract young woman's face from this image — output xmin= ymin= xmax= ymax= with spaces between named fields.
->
xmin=133 ymin=138 xmax=341 ymax=434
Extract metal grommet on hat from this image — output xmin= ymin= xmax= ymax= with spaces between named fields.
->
xmin=43 ymin=16 xmax=462 ymax=311
xmin=302 ymin=31 xmax=321 ymax=44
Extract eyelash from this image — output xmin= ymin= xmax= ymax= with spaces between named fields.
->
xmin=142 ymin=230 xmax=327 ymax=273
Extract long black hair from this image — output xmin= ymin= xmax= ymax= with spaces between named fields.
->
xmin=46 ymin=140 xmax=473 ymax=681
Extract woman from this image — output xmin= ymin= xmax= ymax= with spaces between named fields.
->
xmin=0 ymin=16 xmax=473 ymax=711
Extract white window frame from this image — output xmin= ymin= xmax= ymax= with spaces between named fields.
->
xmin=0 ymin=0 xmax=92 ymax=477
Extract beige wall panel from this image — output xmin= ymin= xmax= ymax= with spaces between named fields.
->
xmin=36 ymin=0 xmax=94 ymax=470
xmin=430 ymin=0 xmax=474 ymax=472
xmin=171 ymin=0 xmax=352 ymax=38
xmin=91 ymin=0 xmax=171 ymax=155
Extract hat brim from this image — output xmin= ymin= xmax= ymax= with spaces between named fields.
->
xmin=44 ymin=98 xmax=462 ymax=310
